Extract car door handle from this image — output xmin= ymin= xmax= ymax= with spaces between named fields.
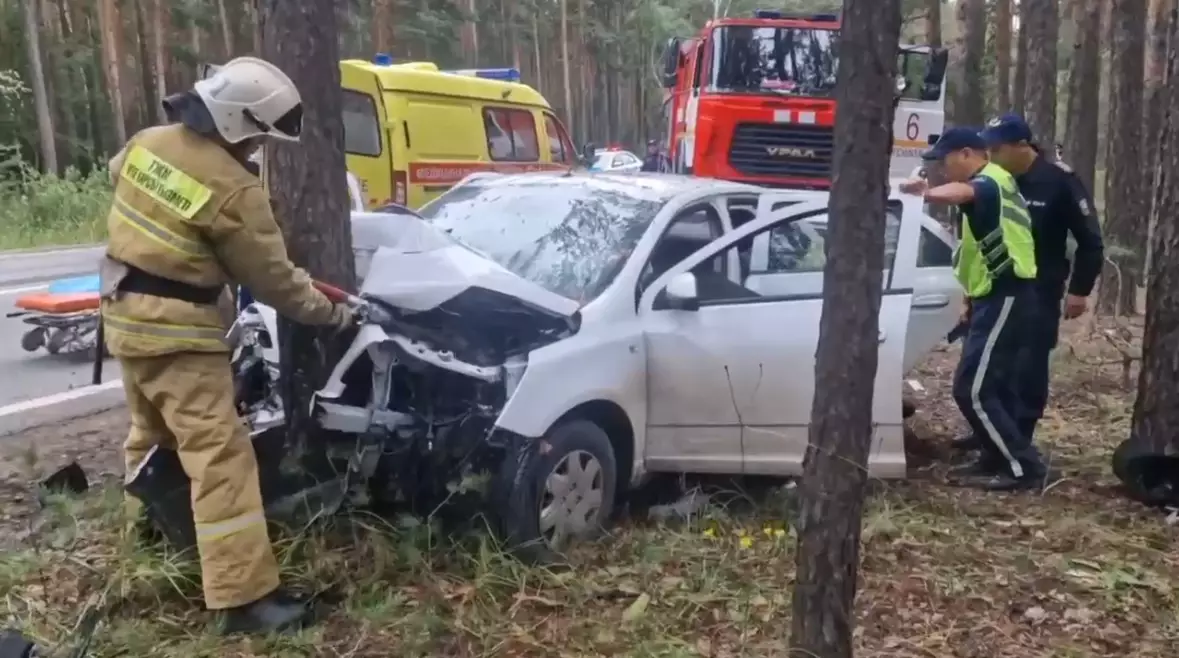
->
xmin=878 ymin=330 xmax=887 ymax=343
xmin=912 ymin=294 xmax=951 ymax=309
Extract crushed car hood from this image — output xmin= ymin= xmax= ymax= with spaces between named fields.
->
xmin=350 ymin=211 xmax=581 ymax=365
xmin=352 ymin=210 xmax=580 ymax=320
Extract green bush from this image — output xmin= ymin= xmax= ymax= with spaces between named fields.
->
xmin=0 ymin=158 xmax=111 ymax=250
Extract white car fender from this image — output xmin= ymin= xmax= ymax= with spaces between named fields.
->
xmin=229 ymin=303 xmax=281 ymax=366
xmin=494 ymin=327 xmax=647 ymax=444
xmin=318 ymin=323 xmax=392 ymax=400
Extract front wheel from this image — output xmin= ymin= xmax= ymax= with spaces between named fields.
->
xmin=498 ymin=419 xmax=617 ymax=563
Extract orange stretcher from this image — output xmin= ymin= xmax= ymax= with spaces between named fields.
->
xmin=14 ymin=292 xmax=100 ymax=314
xmin=8 ymin=275 xmax=103 ymax=356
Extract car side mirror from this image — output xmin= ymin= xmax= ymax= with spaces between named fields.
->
xmin=665 ymin=272 xmax=699 ymax=311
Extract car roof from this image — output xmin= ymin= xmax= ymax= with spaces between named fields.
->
xmin=458 ymin=171 xmax=764 ymax=202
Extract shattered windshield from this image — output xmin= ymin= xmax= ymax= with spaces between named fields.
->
xmin=709 ymin=26 xmax=839 ymax=95
xmin=417 ymin=179 xmax=664 ymax=304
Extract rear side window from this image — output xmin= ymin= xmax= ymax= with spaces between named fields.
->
xmin=484 ymin=108 xmax=540 ymax=161
xmin=918 ymin=226 xmax=954 ymax=266
xmin=544 ymin=114 xmax=574 ymax=164
xmin=342 ymin=91 xmax=381 ymax=156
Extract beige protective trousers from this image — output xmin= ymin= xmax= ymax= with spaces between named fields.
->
xmin=121 ymin=352 xmax=281 ymax=610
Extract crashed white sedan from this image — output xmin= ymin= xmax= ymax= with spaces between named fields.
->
xmin=231 ymin=172 xmax=961 ymax=555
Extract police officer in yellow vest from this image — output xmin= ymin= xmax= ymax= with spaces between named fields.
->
xmin=901 ymin=128 xmax=1051 ymax=491
xmin=100 ymin=57 xmax=353 ymax=633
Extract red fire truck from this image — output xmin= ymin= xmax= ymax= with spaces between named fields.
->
xmin=658 ymin=10 xmax=948 ymax=189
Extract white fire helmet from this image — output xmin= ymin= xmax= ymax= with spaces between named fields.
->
xmin=193 ymin=57 xmax=303 ymax=144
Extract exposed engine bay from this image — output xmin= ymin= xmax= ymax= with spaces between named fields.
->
xmin=230 ymin=286 xmax=577 ymax=521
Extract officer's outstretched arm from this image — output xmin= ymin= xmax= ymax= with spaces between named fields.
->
xmin=207 ymin=184 xmax=345 ymax=327
xmin=923 ymin=182 xmax=976 ymax=205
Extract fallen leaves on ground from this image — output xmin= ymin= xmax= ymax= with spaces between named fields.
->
xmin=1 ymin=318 xmax=1176 ymax=657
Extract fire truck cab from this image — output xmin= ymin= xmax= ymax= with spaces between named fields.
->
xmin=659 ymin=10 xmax=948 ymax=189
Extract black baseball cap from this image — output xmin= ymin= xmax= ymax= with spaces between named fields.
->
xmin=980 ymin=113 xmax=1034 ymax=146
xmin=921 ymin=127 xmax=987 ymax=161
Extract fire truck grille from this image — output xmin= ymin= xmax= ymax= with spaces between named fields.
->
xmin=728 ymin=123 xmax=834 ymax=179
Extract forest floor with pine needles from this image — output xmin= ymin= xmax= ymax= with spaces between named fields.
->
xmin=1 ymin=316 xmax=1175 ymax=658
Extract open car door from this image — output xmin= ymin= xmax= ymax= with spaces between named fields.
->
xmin=736 ymin=191 xmax=917 ymax=478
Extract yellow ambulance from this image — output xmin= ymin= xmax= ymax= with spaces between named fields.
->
xmin=339 ymin=56 xmax=578 ymax=210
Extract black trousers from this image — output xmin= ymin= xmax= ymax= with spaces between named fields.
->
xmin=1014 ymin=288 xmax=1062 ymax=438
xmin=952 ymin=289 xmax=1047 ymax=479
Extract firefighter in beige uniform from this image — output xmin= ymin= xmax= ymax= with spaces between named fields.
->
xmin=100 ymin=57 xmax=352 ymax=634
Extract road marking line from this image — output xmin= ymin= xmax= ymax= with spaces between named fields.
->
xmin=0 ymin=284 xmax=49 ymax=296
xmin=0 ymin=380 xmax=123 ymax=419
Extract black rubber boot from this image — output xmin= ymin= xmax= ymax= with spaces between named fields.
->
xmin=950 ymin=433 xmax=982 ymax=452
xmin=216 ymin=589 xmax=310 ymax=636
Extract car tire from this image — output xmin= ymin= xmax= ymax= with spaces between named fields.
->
xmin=498 ymin=419 xmax=617 ymax=564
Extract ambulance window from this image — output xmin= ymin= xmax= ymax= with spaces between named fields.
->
xmin=484 ymin=108 xmax=540 ymax=161
xmin=544 ymin=114 xmax=574 ymax=164
xmin=342 ymin=91 xmax=381 ymax=157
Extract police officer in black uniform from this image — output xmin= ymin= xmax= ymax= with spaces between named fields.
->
xmin=641 ymin=139 xmax=671 ymax=173
xmin=953 ymin=114 xmax=1105 ymax=454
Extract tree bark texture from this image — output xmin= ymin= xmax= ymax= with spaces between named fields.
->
xmin=1014 ymin=0 xmax=1030 ymax=114
xmin=924 ymin=0 xmax=943 ymax=45
xmin=995 ymin=0 xmax=1013 ymax=113
xmin=1064 ymin=0 xmax=1104 ymax=192
xmin=22 ymin=0 xmax=58 ymax=174
xmin=1144 ymin=0 xmax=1175 ymax=278
xmin=259 ymin=0 xmax=356 ymax=462
xmin=925 ymin=0 xmax=942 ymax=47
xmin=1132 ymin=2 xmax=1179 ymax=453
xmin=788 ymin=0 xmax=902 ymax=655
xmin=953 ymin=0 xmax=987 ymax=126
xmin=1101 ymin=0 xmax=1148 ymax=315
xmin=1022 ymin=0 xmax=1059 ymax=146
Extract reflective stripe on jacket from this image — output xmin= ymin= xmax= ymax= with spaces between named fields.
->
xmin=103 ymin=123 xmax=341 ymax=358
xmin=953 ymin=162 xmax=1037 ymax=298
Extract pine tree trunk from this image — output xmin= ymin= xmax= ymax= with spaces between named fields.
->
xmin=560 ymin=0 xmax=573 ymax=132
xmin=954 ymin=0 xmax=987 ymax=126
xmin=22 ymin=0 xmax=58 ymax=174
xmin=1143 ymin=0 xmax=1175 ymax=280
xmin=134 ymin=0 xmax=157 ymax=130
xmin=1101 ymin=0 xmax=1149 ymax=315
xmin=995 ymin=0 xmax=1013 ymax=113
xmin=98 ymin=0 xmax=128 ymax=146
xmin=1014 ymin=1 xmax=1029 ymax=114
xmin=217 ymin=0 xmax=234 ymax=57
xmin=926 ymin=0 xmax=942 ymax=46
xmin=150 ymin=0 xmax=168 ymax=124
xmin=259 ymin=0 xmax=356 ymax=468
xmin=1022 ymin=0 xmax=1059 ymax=146
xmin=1064 ymin=0 xmax=1104 ymax=192
xmin=788 ymin=0 xmax=902 ymax=655
xmin=1132 ymin=2 xmax=1179 ymax=452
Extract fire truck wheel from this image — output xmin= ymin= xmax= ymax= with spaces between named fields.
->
xmin=19 ymin=328 xmax=46 ymax=353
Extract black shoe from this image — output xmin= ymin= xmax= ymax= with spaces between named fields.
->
xmin=978 ymin=468 xmax=1061 ymax=493
xmin=216 ymin=589 xmax=310 ymax=635
xmin=951 ymin=433 xmax=982 ymax=452
xmin=947 ymin=458 xmax=1004 ymax=479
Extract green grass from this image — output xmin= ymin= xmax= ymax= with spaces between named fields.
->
xmin=0 ymin=164 xmax=111 ymax=250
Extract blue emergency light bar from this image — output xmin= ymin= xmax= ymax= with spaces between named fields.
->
xmin=373 ymin=53 xmax=394 ymax=65
xmin=447 ymin=67 xmax=522 ymax=83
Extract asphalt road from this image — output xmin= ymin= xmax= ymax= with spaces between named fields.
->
xmin=0 ymin=246 xmax=124 ymax=431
